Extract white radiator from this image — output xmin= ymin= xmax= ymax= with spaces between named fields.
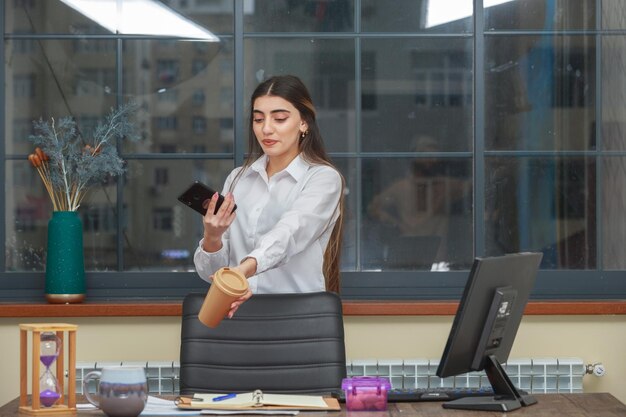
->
xmin=77 ymin=361 xmax=180 ymax=395
xmin=76 ymin=357 xmax=586 ymax=395
xmin=349 ymin=357 xmax=586 ymax=393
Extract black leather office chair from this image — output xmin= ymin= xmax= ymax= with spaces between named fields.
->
xmin=179 ymin=291 xmax=347 ymax=395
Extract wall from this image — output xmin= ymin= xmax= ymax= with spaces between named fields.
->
xmin=1 ymin=315 xmax=624 ymax=406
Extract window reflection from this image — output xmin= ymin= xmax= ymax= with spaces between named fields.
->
xmin=244 ymin=0 xmax=354 ymax=32
xmin=5 ymin=38 xmax=118 ymax=156
xmin=602 ymin=36 xmax=626 ymax=151
xmin=4 ymin=0 xmax=626 ymax=291
xmin=122 ymin=39 xmax=234 ymax=154
xmin=603 ymin=1 xmax=626 ymax=29
xmin=603 ymin=157 xmax=626 ymax=269
xmin=6 ymin=0 xmax=229 ymax=35
xmin=485 ymin=0 xmax=596 ymax=31
xmin=361 ymin=0 xmax=473 ymax=33
xmin=123 ymin=160 xmax=234 ymax=271
xmin=485 ymin=157 xmax=596 ymax=269
xmin=485 ymin=36 xmax=595 ymax=150
xmin=363 ymin=144 xmax=473 ymax=271
xmin=244 ymin=38 xmax=355 ymax=153
xmin=361 ymin=38 xmax=472 ymax=152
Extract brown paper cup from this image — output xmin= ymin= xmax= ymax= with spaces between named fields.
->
xmin=198 ymin=267 xmax=249 ymax=328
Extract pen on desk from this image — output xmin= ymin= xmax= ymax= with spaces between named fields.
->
xmin=212 ymin=393 xmax=237 ymax=402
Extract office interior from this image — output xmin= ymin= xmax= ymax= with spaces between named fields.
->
xmin=1 ymin=0 xmax=626 ymax=408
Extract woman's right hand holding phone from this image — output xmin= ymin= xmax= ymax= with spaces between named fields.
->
xmin=201 ymin=192 xmax=237 ymax=252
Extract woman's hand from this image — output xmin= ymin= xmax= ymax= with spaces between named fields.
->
xmin=225 ymin=260 xmax=257 ymax=319
xmin=227 ymin=288 xmax=253 ymax=318
xmin=201 ymin=192 xmax=237 ymax=252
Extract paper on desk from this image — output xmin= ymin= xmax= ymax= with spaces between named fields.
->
xmin=142 ymin=396 xmax=202 ymax=415
xmin=77 ymin=396 xmax=201 ymax=415
xmin=201 ymin=410 xmax=299 ymax=415
xmin=192 ymin=392 xmax=327 ymax=408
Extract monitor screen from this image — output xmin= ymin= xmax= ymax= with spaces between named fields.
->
xmin=436 ymin=252 xmax=542 ymax=412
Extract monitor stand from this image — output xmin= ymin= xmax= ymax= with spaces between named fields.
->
xmin=442 ymin=355 xmax=538 ymax=412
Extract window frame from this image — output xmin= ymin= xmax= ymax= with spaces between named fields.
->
xmin=1 ymin=0 xmax=625 ymax=303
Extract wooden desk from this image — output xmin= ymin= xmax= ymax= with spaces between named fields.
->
xmin=1 ymin=394 xmax=625 ymax=417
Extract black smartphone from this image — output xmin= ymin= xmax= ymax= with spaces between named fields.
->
xmin=177 ymin=181 xmax=237 ymax=215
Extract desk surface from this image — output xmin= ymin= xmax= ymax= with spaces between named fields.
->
xmin=2 ymin=394 xmax=626 ymax=417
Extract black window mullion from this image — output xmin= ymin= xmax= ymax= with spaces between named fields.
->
xmin=234 ymin=0 xmax=245 ymax=167
xmin=354 ymin=0 xmax=362 ymax=270
xmin=595 ymin=0 xmax=603 ymax=270
xmin=0 ymin=0 xmax=6 ymax=273
xmin=474 ymin=0 xmax=485 ymax=258
xmin=116 ymin=36 xmax=124 ymax=271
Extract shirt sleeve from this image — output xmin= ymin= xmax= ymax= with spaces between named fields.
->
xmin=247 ymin=166 xmax=342 ymax=274
xmin=193 ymin=239 xmax=230 ymax=283
xmin=192 ymin=169 xmax=240 ymax=283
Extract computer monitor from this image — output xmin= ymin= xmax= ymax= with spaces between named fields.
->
xmin=436 ymin=252 xmax=543 ymax=412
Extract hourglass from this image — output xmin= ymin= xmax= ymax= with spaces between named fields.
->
xmin=19 ymin=323 xmax=77 ymax=415
xmin=39 ymin=332 xmax=61 ymax=407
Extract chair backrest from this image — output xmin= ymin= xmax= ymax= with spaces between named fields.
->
xmin=179 ymin=291 xmax=347 ymax=395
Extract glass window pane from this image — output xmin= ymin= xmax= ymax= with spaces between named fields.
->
xmin=6 ymin=160 xmax=49 ymax=271
xmin=5 ymin=39 xmax=117 ymax=155
xmin=123 ymin=159 xmax=234 ymax=271
xmin=6 ymin=0 xmax=110 ymax=34
xmin=333 ymin=158 xmax=357 ymax=272
xmin=244 ymin=38 xmax=355 ymax=153
xmin=6 ymin=160 xmax=118 ymax=272
xmin=362 ymin=0 xmax=473 ymax=33
xmin=362 ymin=38 xmax=472 ymax=152
xmin=602 ymin=0 xmax=626 ymax=29
xmin=485 ymin=0 xmax=596 ymax=31
xmin=602 ymin=36 xmax=626 ymax=151
xmin=80 ymin=187 xmax=120 ymax=271
xmin=362 ymin=157 xmax=473 ymax=271
xmin=485 ymin=35 xmax=595 ymax=150
xmin=603 ymin=156 xmax=626 ymax=269
xmin=6 ymin=1 xmax=230 ymax=36
xmin=485 ymin=157 xmax=597 ymax=269
xmin=122 ymin=39 xmax=234 ymax=154
xmin=244 ymin=0 xmax=354 ymax=32
xmin=155 ymin=0 xmax=233 ymax=34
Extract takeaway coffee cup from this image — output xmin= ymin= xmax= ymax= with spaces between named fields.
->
xmin=198 ymin=267 xmax=249 ymax=328
xmin=83 ymin=366 xmax=147 ymax=417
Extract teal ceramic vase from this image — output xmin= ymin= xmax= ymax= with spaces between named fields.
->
xmin=45 ymin=211 xmax=86 ymax=303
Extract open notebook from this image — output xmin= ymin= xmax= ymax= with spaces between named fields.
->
xmin=176 ymin=390 xmax=340 ymax=411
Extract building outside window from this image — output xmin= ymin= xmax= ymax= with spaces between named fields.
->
xmin=153 ymin=207 xmax=173 ymax=231
xmin=192 ymin=116 xmax=207 ymax=134
xmin=192 ymin=89 xmax=205 ymax=106
xmin=155 ymin=167 xmax=169 ymax=186
xmin=155 ymin=116 xmax=178 ymax=130
xmin=13 ymin=74 xmax=35 ymax=98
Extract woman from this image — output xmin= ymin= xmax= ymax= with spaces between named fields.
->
xmin=193 ymin=75 xmax=344 ymax=318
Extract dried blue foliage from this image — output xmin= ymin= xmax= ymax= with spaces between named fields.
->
xmin=28 ymin=102 xmax=140 ymax=211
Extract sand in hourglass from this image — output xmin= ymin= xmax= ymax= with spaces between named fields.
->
xmin=40 ymin=387 xmax=60 ymax=407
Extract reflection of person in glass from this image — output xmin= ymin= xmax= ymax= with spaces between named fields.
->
xmin=367 ymin=135 xmax=467 ymax=266
xmin=194 ymin=75 xmax=344 ymax=318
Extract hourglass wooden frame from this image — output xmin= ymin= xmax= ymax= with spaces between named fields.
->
xmin=19 ymin=323 xmax=77 ymax=415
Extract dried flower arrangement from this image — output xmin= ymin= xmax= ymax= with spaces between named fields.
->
xmin=27 ymin=102 xmax=140 ymax=212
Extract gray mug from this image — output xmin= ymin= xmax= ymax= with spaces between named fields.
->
xmin=83 ymin=366 xmax=148 ymax=417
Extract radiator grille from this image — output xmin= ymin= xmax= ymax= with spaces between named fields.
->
xmin=76 ymin=357 xmax=584 ymax=395
xmin=349 ymin=357 xmax=585 ymax=393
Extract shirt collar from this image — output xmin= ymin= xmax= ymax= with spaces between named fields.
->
xmin=247 ymin=154 xmax=310 ymax=182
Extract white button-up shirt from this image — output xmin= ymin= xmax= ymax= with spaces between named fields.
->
xmin=194 ymin=154 xmax=342 ymax=294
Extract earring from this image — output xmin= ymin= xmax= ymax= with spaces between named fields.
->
xmin=301 ymin=130 xmax=308 ymax=139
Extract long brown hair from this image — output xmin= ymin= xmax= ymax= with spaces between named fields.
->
xmin=230 ymin=75 xmax=344 ymax=293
